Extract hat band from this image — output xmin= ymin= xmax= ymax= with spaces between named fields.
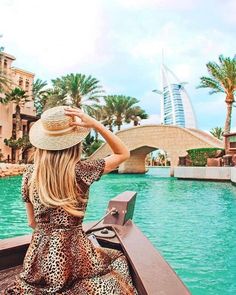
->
xmin=43 ymin=126 xmax=76 ymax=137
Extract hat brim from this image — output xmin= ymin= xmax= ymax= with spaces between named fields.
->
xmin=29 ymin=119 xmax=90 ymax=150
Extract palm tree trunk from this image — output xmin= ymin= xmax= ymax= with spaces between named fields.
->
xmin=224 ymin=101 xmax=233 ymax=152
xmin=15 ymin=104 xmax=22 ymax=137
xmin=15 ymin=104 xmax=22 ymax=163
xmin=224 ymin=102 xmax=233 ymax=134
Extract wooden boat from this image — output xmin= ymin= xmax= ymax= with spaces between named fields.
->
xmin=0 ymin=191 xmax=191 ymax=294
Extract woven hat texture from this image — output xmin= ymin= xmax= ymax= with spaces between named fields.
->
xmin=29 ymin=106 xmax=90 ymax=150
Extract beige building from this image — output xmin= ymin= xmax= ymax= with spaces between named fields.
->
xmin=0 ymin=52 xmax=36 ymax=163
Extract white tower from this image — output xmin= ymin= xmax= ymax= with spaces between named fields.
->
xmin=154 ymin=63 xmax=197 ymax=128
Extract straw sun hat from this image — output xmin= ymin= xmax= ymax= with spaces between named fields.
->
xmin=29 ymin=106 xmax=90 ymax=150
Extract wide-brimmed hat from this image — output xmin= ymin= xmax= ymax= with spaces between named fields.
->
xmin=29 ymin=106 xmax=90 ymax=150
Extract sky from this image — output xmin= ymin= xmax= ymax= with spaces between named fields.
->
xmin=0 ymin=0 xmax=235 ymax=131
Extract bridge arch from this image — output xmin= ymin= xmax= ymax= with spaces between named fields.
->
xmin=90 ymin=125 xmax=223 ymax=174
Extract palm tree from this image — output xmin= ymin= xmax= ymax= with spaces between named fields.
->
xmin=102 ymin=95 xmax=148 ymax=131
xmin=1 ymin=88 xmax=29 ymax=163
xmin=157 ymin=150 xmax=168 ymax=166
xmin=210 ymin=127 xmax=224 ymax=140
xmin=126 ymin=106 xmax=148 ymax=126
xmin=42 ymin=90 xmax=68 ymax=111
xmin=102 ymin=95 xmax=136 ymax=131
xmin=51 ymin=73 xmax=104 ymax=108
xmin=198 ymin=55 xmax=236 ymax=136
xmin=82 ymin=133 xmax=104 ymax=157
xmin=85 ymin=104 xmax=104 ymax=140
xmin=2 ymin=88 xmax=29 ymax=136
xmin=0 ymin=71 xmax=11 ymax=93
xmin=32 ymin=78 xmax=48 ymax=116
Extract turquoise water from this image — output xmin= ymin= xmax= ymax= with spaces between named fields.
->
xmin=0 ymin=168 xmax=236 ymax=295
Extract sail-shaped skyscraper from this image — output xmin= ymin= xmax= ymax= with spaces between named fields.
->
xmin=154 ymin=64 xmax=197 ymax=128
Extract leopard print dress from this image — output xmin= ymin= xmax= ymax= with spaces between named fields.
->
xmin=3 ymin=159 xmax=137 ymax=295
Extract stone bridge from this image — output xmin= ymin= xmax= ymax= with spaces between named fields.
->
xmin=89 ymin=125 xmax=223 ymax=174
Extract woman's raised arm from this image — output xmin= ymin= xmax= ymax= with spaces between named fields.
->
xmin=64 ymin=107 xmax=130 ymax=173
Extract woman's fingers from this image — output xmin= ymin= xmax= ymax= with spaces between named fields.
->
xmin=64 ymin=108 xmax=82 ymax=114
xmin=64 ymin=109 xmax=84 ymax=118
xmin=69 ymin=121 xmax=87 ymax=127
xmin=65 ymin=107 xmax=94 ymax=128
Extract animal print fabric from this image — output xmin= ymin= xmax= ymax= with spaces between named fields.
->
xmin=3 ymin=159 xmax=138 ymax=295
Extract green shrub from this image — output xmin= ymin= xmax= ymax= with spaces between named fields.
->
xmin=187 ymin=148 xmax=225 ymax=166
xmin=87 ymin=140 xmax=104 ymax=156
xmin=4 ymin=134 xmax=32 ymax=150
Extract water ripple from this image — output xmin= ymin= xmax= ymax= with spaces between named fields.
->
xmin=0 ymin=168 xmax=236 ymax=295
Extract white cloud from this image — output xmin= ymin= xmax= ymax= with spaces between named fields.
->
xmin=116 ymin=0 xmax=199 ymax=10
xmin=194 ymin=95 xmax=233 ymax=130
xmin=139 ymin=91 xmax=161 ymax=115
xmin=0 ymin=0 xmax=235 ymax=132
xmin=129 ymin=23 xmax=234 ymax=63
xmin=170 ymin=64 xmax=192 ymax=83
xmin=0 ymin=0 xmax=110 ymax=73
xmin=221 ymin=0 xmax=236 ymax=24
xmin=124 ymin=22 xmax=236 ymax=95
xmin=141 ymin=114 xmax=161 ymax=125
xmin=195 ymin=96 xmax=225 ymax=115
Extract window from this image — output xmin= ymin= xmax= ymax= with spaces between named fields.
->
xmin=23 ymin=125 xmax=27 ymax=135
xmin=19 ymin=77 xmax=23 ymax=87
xmin=25 ymin=79 xmax=29 ymax=89
xmin=4 ymin=59 xmax=7 ymax=69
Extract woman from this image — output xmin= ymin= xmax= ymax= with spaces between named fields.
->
xmin=4 ymin=106 xmax=137 ymax=294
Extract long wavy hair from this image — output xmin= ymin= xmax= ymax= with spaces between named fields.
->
xmin=28 ymin=142 xmax=86 ymax=217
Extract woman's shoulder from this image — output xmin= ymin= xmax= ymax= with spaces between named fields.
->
xmin=75 ymin=158 xmax=105 ymax=186
xmin=75 ymin=158 xmax=105 ymax=169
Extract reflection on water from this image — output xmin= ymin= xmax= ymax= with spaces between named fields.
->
xmin=0 ymin=168 xmax=236 ymax=295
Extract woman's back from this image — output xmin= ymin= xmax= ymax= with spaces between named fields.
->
xmin=23 ymin=159 xmax=105 ymax=226
xmin=4 ymin=106 xmax=137 ymax=294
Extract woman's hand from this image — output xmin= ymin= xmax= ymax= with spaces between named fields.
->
xmin=65 ymin=107 xmax=130 ymax=174
xmin=64 ymin=107 xmax=99 ymax=129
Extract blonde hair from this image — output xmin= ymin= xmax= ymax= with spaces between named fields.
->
xmin=29 ymin=143 xmax=86 ymax=217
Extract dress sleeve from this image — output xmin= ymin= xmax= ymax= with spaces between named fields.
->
xmin=75 ymin=159 xmax=105 ymax=187
xmin=21 ymin=165 xmax=33 ymax=203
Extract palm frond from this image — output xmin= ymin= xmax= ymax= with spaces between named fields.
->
xmin=198 ymin=54 xmax=236 ymax=134
xmin=197 ymin=76 xmax=224 ymax=93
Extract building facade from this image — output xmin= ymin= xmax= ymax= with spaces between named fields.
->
xmin=0 ymin=52 xmax=36 ymax=163
xmin=159 ymin=64 xmax=197 ymax=129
